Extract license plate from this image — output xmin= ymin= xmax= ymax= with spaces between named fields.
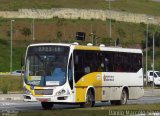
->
xmin=36 ymin=98 xmax=50 ymax=102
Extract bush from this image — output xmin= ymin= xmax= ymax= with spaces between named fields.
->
xmin=1 ymin=84 xmax=8 ymax=94
xmin=140 ymin=22 xmax=146 ymax=28
xmin=21 ymin=27 xmax=31 ymax=37
xmin=0 ymin=39 xmax=8 ymax=45
xmin=141 ymin=39 xmax=145 ymax=49
xmin=0 ymin=76 xmax=23 ymax=92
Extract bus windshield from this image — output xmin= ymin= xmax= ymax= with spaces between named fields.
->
xmin=24 ymin=45 xmax=69 ymax=86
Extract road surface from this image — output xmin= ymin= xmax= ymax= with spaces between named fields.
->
xmin=0 ymin=96 xmax=160 ymax=112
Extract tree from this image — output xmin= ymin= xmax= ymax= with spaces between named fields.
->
xmin=6 ymin=30 xmax=10 ymax=37
xmin=142 ymin=31 xmax=160 ymax=49
xmin=117 ymin=28 xmax=126 ymax=39
xmin=101 ymin=37 xmax=113 ymax=46
xmin=56 ymin=31 xmax=62 ymax=42
xmin=21 ymin=27 xmax=31 ymax=37
xmin=141 ymin=39 xmax=145 ymax=49
xmin=154 ymin=31 xmax=160 ymax=47
xmin=56 ymin=18 xmax=65 ymax=26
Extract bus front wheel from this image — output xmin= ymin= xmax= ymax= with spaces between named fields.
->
xmin=80 ymin=89 xmax=95 ymax=108
xmin=41 ymin=102 xmax=54 ymax=110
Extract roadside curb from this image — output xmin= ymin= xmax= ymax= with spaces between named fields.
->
xmin=0 ymin=94 xmax=23 ymax=101
xmin=144 ymin=89 xmax=160 ymax=97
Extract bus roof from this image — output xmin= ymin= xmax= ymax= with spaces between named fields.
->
xmin=27 ymin=43 xmax=142 ymax=54
xmin=74 ymin=45 xmax=142 ymax=54
xmin=28 ymin=43 xmax=71 ymax=47
xmin=100 ymin=46 xmax=142 ymax=54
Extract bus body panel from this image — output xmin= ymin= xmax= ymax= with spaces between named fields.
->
xmin=75 ymin=72 xmax=102 ymax=102
xmin=128 ymin=87 xmax=144 ymax=99
xmin=102 ymin=69 xmax=143 ymax=87
xmin=101 ymin=68 xmax=143 ymax=100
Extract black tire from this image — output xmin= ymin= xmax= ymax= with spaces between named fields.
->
xmin=149 ymin=82 xmax=153 ymax=87
xmin=110 ymin=89 xmax=128 ymax=105
xmin=41 ymin=102 xmax=54 ymax=110
xmin=118 ymin=89 xmax=128 ymax=105
xmin=80 ymin=89 xmax=95 ymax=108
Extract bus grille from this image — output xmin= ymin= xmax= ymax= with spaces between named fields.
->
xmin=34 ymin=89 xmax=53 ymax=95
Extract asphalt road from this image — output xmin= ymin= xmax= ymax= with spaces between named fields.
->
xmin=0 ymin=96 xmax=160 ymax=112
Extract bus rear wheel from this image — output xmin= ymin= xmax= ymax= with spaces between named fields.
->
xmin=110 ymin=89 xmax=128 ymax=105
xmin=80 ymin=89 xmax=95 ymax=108
xmin=117 ymin=89 xmax=128 ymax=105
xmin=41 ymin=102 xmax=54 ymax=110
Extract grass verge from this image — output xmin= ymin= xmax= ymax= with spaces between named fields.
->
xmin=18 ymin=104 xmax=160 ymax=116
xmin=0 ymin=75 xmax=23 ymax=93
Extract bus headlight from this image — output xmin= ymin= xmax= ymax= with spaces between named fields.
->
xmin=23 ymin=88 xmax=31 ymax=95
xmin=56 ymin=89 xmax=70 ymax=96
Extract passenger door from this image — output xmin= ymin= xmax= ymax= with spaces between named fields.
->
xmin=68 ymin=55 xmax=74 ymax=90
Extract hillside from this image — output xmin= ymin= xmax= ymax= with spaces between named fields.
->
xmin=0 ymin=0 xmax=160 ymax=16
xmin=0 ymin=0 xmax=160 ymax=72
xmin=0 ymin=18 xmax=160 ymax=71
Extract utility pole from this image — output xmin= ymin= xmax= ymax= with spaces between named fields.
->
xmin=152 ymin=34 xmax=155 ymax=89
xmin=109 ymin=0 xmax=112 ymax=38
xmin=146 ymin=17 xmax=153 ymax=85
xmin=10 ymin=20 xmax=15 ymax=74
xmin=32 ymin=18 xmax=35 ymax=41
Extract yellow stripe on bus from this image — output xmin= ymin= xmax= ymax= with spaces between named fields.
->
xmin=74 ymin=45 xmax=100 ymax=51
xmin=25 ymin=85 xmax=44 ymax=96
xmin=75 ymin=72 xmax=102 ymax=102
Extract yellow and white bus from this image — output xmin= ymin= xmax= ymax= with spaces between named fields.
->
xmin=23 ymin=43 xmax=144 ymax=109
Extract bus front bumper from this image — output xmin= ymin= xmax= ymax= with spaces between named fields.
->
xmin=23 ymin=94 xmax=72 ymax=103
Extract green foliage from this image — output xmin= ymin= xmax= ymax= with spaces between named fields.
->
xmin=21 ymin=27 xmax=31 ymax=37
xmin=90 ymin=18 xmax=94 ymax=21
xmin=6 ymin=30 xmax=10 ymax=37
xmin=111 ymin=19 xmax=116 ymax=23
xmin=101 ymin=37 xmax=113 ymax=46
xmin=143 ymin=31 xmax=160 ymax=49
xmin=18 ymin=104 xmax=160 ymax=116
xmin=56 ymin=31 xmax=63 ymax=42
xmin=140 ymin=22 xmax=146 ymax=28
xmin=0 ymin=40 xmax=26 ymax=71
xmin=0 ymin=75 xmax=23 ymax=92
xmin=0 ymin=18 xmax=160 ymax=71
xmin=78 ymin=17 xmax=81 ymax=20
xmin=1 ymin=83 xmax=8 ymax=94
xmin=101 ymin=37 xmax=108 ymax=45
xmin=0 ymin=38 xmax=8 ymax=45
xmin=141 ymin=39 xmax=145 ymax=50
xmin=56 ymin=18 xmax=65 ymax=26
xmin=117 ymin=28 xmax=126 ymax=38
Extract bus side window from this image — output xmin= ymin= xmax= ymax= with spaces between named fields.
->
xmin=84 ymin=63 xmax=90 ymax=74
xmin=74 ymin=51 xmax=84 ymax=83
